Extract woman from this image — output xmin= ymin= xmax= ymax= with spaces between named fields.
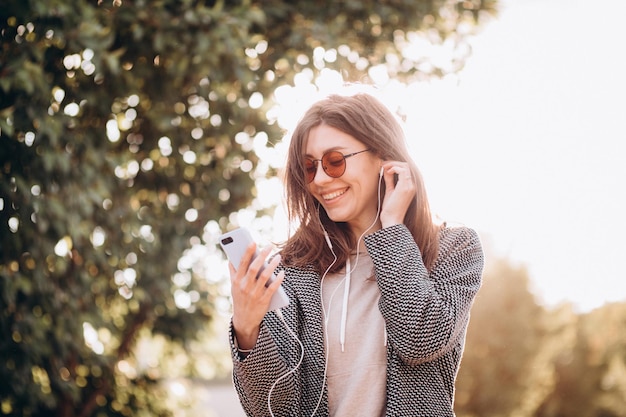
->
xmin=228 ymin=92 xmax=484 ymax=416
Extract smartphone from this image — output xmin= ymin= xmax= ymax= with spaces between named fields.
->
xmin=219 ymin=228 xmax=289 ymax=312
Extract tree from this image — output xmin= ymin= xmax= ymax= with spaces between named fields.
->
xmin=456 ymin=254 xmax=626 ymax=417
xmin=0 ymin=0 xmax=497 ymax=415
xmin=455 ymin=258 xmax=552 ymax=417
xmin=535 ymin=303 xmax=626 ymax=417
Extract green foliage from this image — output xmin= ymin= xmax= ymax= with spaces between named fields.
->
xmin=0 ymin=0 xmax=496 ymax=415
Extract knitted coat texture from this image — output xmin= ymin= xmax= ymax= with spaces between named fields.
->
xmin=230 ymin=224 xmax=484 ymax=417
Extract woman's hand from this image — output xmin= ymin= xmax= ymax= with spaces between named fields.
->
xmin=230 ymin=243 xmax=285 ymax=350
xmin=379 ymin=161 xmax=417 ymax=229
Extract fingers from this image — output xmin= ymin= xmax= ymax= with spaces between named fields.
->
xmin=231 ymin=243 xmax=267 ymax=280
xmin=230 ymin=244 xmax=283 ymax=337
xmin=264 ymin=251 xmax=282 ymax=283
xmin=236 ymin=242 xmax=257 ymax=276
xmin=381 ymin=161 xmax=414 ymax=187
xmin=231 ymin=243 xmax=281 ymax=294
xmin=379 ymin=161 xmax=417 ymax=228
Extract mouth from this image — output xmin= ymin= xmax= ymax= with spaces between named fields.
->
xmin=322 ymin=188 xmax=348 ymax=201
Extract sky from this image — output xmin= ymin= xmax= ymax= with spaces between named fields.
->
xmin=205 ymin=1 xmax=624 ymax=411
xmin=229 ymin=0 xmax=625 ymax=314
xmin=402 ymin=0 xmax=626 ymax=312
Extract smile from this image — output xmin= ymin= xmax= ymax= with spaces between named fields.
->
xmin=322 ymin=189 xmax=347 ymax=201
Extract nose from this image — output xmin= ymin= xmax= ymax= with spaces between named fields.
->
xmin=311 ymin=161 xmax=332 ymax=184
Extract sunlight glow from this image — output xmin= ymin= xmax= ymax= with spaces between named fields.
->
xmin=189 ymin=96 xmax=210 ymax=119
xmin=182 ymin=150 xmax=197 ymax=164
xmin=114 ymin=268 xmax=137 ymax=288
xmin=139 ymin=225 xmax=154 ymax=242
xmin=127 ymin=94 xmax=140 ymax=107
xmin=248 ymin=92 xmax=264 ymax=109
xmin=106 ymin=119 xmax=120 ymax=142
xmin=63 ymin=53 xmax=81 ymax=70
xmin=158 ymin=136 xmax=173 ymax=156
xmin=24 ymin=131 xmax=35 ymax=146
xmin=172 ymin=271 xmax=192 ymax=287
xmin=117 ymin=359 xmax=137 ymax=379
xmin=185 ymin=208 xmax=198 ymax=222
xmin=174 ymin=289 xmax=191 ymax=309
xmin=53 ymin=87 xmax=65 ymax=103
xmin=168 ymin=380 xmax=187 ymax=397
xmin=63 ymin=103 xmax=79 ymax=116
xmin=8 ymin=217 xmax=19 ymax=233
xmin=54 ymin=236 xmax=72 ymax=257
xmin=91 ymin=226 xmax=106 ymax=247
xmin=83 ymin=322 xmax=105 ymax=355
xmin=166 ymin=194 xmax=180 ymax=210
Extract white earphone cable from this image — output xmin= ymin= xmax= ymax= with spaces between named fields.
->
xmin=268 ymin=169 xmax=384 ymax=417
xmin=311 ymin=170 xmax=384 ymax=416
xmin=268 ymin=308 xmax=305 ymax=417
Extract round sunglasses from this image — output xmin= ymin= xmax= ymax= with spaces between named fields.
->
xmin=304 ymin=149 xmax=370 ymax=183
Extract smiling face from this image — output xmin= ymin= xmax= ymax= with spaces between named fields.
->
xmin=305 ymin=124 xmax=382 ymax=237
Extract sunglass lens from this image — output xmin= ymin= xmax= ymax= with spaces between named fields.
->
xmin=322 ymin=151 xmax=346 ymax=178
xmin=304 ymin=159 xmax=316 ymax=183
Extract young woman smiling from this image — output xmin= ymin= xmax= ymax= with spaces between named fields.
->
xmin=227 ymin=92 xmax=484 ymax=417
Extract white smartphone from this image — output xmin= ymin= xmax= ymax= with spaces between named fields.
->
xmin=219 ymin=228 xmax=289 ymax=312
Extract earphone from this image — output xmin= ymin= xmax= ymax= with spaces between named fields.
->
xmin=268 ymin=308 xmax=305 ymax=416
xmin=323 ymin=230 xmax=333 ymax=250
xmin=267 ymin=167 xmax=385 ymax=417
xmin=310 ymin=168 xmax=385 ymax=416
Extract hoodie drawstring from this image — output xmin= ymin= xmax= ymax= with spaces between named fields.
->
xmin=340 ymin=258 xmax=351 ymax=352
xmin=325 ymin=255 xmax=387 ymax=353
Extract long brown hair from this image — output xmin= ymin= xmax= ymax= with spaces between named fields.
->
xmin=281 ymin=93 xmax=440 ymax=273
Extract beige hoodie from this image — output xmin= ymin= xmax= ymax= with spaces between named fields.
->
xmin=322 ymin=252 xmax=387 ymax=416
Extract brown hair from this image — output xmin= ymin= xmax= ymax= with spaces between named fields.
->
xmin=281 ymin=93 xmax=440 ymax=273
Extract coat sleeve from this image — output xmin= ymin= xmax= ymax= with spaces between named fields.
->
xmin=364 ymin=224 xmax=484 ymax=366
xmin=229 ymin=274 xmax=305 ymax=417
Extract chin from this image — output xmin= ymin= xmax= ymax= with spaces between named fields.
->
xmin=328 ymin=213 xmax=354 ymax=224
xmin=324 ymin=209 xmax=347 ymax=223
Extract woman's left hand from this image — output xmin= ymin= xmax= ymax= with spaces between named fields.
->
xmin=379 ymin=161 xmax=417 ymax=228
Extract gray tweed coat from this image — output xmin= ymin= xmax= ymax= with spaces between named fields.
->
xmin=229 ymin=224 xmax=484 ymax=417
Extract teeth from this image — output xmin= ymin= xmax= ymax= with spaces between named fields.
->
xmin=323 ymin=189 xmax=346 ymax=200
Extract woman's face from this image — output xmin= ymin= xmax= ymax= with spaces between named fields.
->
xmin=305 ymin=124 xmax=382 ymax=236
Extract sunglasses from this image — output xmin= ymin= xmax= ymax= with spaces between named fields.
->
xmin=304 ymin=149 xmax=370 ymax=184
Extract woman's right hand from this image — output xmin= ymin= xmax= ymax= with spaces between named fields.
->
xmin=230 ymin=243 xmax=285 ymax=350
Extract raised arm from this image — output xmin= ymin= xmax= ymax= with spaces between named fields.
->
xmin=365 ymin=224 xmax=484 ymax=365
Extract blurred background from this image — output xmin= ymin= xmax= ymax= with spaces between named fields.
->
xmin=1 ymin=0 xmax=625 ymax=416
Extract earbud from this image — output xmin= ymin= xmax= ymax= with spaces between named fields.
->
xmin=379 ymin=166 xmax=384 ymax=177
